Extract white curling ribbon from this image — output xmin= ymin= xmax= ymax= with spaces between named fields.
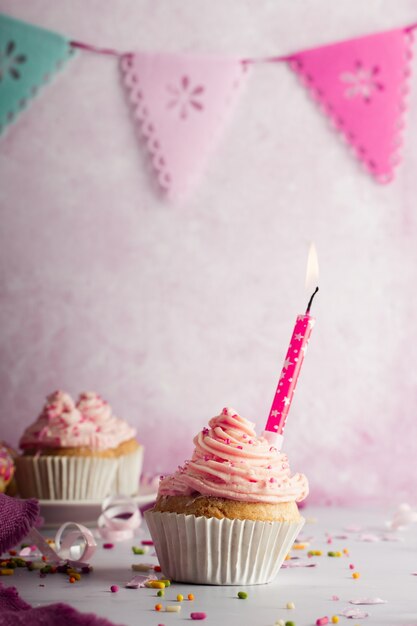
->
xmin=55 ymin=522 xmax=97 ymax=564
xmin=25 ymin=522 xmax=97 ymax=566
xmin=97 ymin=494 xmax=142 ymax=541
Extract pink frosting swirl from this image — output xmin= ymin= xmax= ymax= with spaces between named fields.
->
xmin=158 ymin=408 xmax=308 ymax=504
xmin=19 ymin=390 xmax=136 ymax=452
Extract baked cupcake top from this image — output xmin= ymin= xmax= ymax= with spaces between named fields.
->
xmin=19 ymin=391 xmax=136 ymax=452
xmin=158 ymin=407 xmax=308 ymax=504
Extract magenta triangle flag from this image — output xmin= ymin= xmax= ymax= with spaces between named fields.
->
xmin=288 ymin=27 xmax=415 ymax=182
xmin=120 ymin=52 xmax=249 ymax=199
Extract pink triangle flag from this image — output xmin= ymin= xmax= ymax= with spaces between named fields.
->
xmin=120 ymin=52 xmax=249 ymax=199
xmin=288 ymin=27 xmax=415 ymax=182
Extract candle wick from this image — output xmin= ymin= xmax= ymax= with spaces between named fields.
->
xmin=306 ymin=286 xmax=319 ymax=314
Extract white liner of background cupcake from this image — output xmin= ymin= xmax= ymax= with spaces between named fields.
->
xmin=16 ymin=446 xmax=143 ymax=500
xmin=145 ymin=509 xmax=304 ymax=585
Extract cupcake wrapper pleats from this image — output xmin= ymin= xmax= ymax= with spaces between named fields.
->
xmin=145 ymin=509 xmax=304 ymax=585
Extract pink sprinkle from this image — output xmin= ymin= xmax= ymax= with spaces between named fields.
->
xmin=103 ymin=543 xmax=114 ymax=549
xmin=237 ymin=445 xmax=243 ymax=450
xmin=269 ymin=446 xmax=276 ymax=452
xmin=191 ymin=613 xmax=207 ymax=620
xmin=248 ymin=439 xmax=253 ymax=444
xmin=202 ymin=427 xmax=209 ymax=435
xmin=225 ymin=438 xmax=231 ymax=445
xmin=349 ymin=563 xmax=355 ymax=569
xmin=267 ymin=465 xmax=272 ymax=469
xmin=269 ymin=477 xmax=276 ymax=483
xmin=222 ymin=408 xmax=228 ymax=415
xmin=327 ymin=538 xmax=332 ymax=544
xmin=316 ymin=618 xmax=329 ymax=626
xmin=110 ymin=585 xmax=119 ymax=593
xmin=331 ymin=595 xmax=340 ymax=601
xmin=242 ymin=434 xmax=247 ymax=438
xmin=142 ymin=540 xmax=154 ymax=546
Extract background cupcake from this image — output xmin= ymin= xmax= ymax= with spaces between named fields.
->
xmin=0 ymin=442 xmax=17 ymax=495
xmin=145 ymin=407 xmax=307 ymax=585
xmin=16 ymin=390 xmax=143 ymax=500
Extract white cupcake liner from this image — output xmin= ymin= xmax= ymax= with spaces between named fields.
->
xmin=16 ymin=455 xmax=118 ymax=500
xmin=113 ymin=446 xmax=144 ymax=495
xmin=145 ymin=510 xmax=304 ymax=585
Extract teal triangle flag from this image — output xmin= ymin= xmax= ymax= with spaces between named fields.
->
xmin=0 ymin=13 xmax=74 ymax=133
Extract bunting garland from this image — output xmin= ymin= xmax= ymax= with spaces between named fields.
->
xmin=0 ymin=11 xmax=416 ymax=198
xmin=0 ymin=13 xmax=74 ymax=132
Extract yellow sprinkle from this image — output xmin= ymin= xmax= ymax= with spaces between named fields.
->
xmin=286 ymin=601 xmax=295 ymax=609
xmin=334 ymin=551 xmax=342 ymax=557
xmin=159 ymin=579 xmax=171 ymax=586
xmin=176 ymin=594 xmax=184 ymax=602
xmin=166 ymin=605 xmax=181 ymax=613
xmin=352 ymin=572 xmax=360 ymax=579
xmin=0 ymin=569 xmax=14 ymax=576
xmin=331 ymin=617 xmax=339 ymax=624
xmin=147 ymin=581 xmax=166 ymax=589
xmin=315 ymin=550 xmax=323 ymax=556
xmin=293 ymin=543 xmax=309 ymax=550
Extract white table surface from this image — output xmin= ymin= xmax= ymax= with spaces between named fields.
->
xmin=5 ymin=506 xmax=417 ymax=626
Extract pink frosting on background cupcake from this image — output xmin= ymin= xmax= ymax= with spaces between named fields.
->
xmin=19 ymin=390 xmax=136 ymax=451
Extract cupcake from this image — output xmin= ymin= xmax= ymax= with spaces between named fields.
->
xmin=145 ymin=407 xmax=308 ymax=585
xmin=16 ymin=391 xmax=143 ymax=500
xmin=0 ymin=442 xmax=16 ymax=494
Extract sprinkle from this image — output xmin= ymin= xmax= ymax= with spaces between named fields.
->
xmin=334 ymin=551 xmax=342 ymax=557
xmin=285 ymin=622 xmax=295 ymax=626
xmin=343 ymin=549 xmax=349 ymax=555
xmin=157 ymin=590 xmax=164 ymax=597
xmin=327 ymin=538 xmax=333 ymax=544
xmin=132 ymin=563 xmax=154 ymax=572
xmin=190 ymin=613 xmax=207 ymax=620
xmin=147 ymin=581 xmax=166 ymax=589
xmin=110 ymin=585 xmax=119 ymax=593
xmin=142 ymin=540 xmax=154 ymax=546
xmin=270 ymin=477 xmax=277 ymax=483
xmin=316 ymin=618 xmax=329 ymax=625
xmin=327 ymin=551 xmax=336 ymax=557
xmin=154 ymin=565 xmax=162 ymax=572
xmin=331 ymin=617 xmax=339 ymax=624
xmin=292 ymin=543 xmax=308 ymax=550
xmin=0 ymin=569 xmax=14 ymax=576
xmin=275 ymin=621 xmax=285 ymax=626
xmin=352 ymin=572 xmax=360 ymax=579
xmin=349 ymin=598 xmax=387 ymax=605
xmin=286 ymin=601 xmax=295 ymax=609
xmin=349 ymin=563 xmax=355 ymax=569
xmin=237 ymin=591 xmax=248 ymax=599
xmin=69 ymin=576 xmax=76 ymax=583
xmin=103 ymin=543 xmax=114 ymax=549
xmin=188 ymin=593 xmax=195 ymax=600
xmin=155 ymin=603 xmax=163 ymax=611
xmin=8 ymin=550 xmax=17 ymax=556
xmin=340 ymin=608 xmax=369 ymax=619
xmin=331 ymin=596 xmax=339 ymax=601
xmin=177 ymin=594 xmax=184 ymax=602
xmin=166 ymin=605 xmax=181 ymax=613
xmin=132 ymin=546 xmax=146 ymax=555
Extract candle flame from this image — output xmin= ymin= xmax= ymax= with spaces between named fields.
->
xmin=305 ymin=242 xmax=319 ymax=293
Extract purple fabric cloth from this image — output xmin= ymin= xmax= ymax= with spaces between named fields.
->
xmin=0 ymin=584 xmax=123 ymax=626
xmin=0 ymin=493 xmax=39 ymax=554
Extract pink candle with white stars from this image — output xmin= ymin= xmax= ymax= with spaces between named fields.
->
xmin=264 ymin=243 xmax=319 ymax=449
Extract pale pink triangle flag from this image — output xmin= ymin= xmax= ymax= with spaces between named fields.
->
xmin=288 ymin=26 xmax=415 ymax=182
xmin=120 ymin=52 xmax=249 ymax=199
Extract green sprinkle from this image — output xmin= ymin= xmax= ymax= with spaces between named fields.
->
xmin=157 ymin=589 xmax=164 ymax=597
xmin=237 ymin=591 xmax=248 ymax=599
xmin=131 ymin=546 xmax=145 ymax=555
xmin=328 ymin=551 xmax=336 ymax=557
xmin=285 ymin=621 xmax=295 ymax=626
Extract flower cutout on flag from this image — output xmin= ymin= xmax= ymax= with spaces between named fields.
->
xmin=167 ymin=75 xmax=205 ymax=119
xmin=340 ymin=61 xmax=384 ymax=103
xmin=0 ymin=40 xmax=27 ymax=81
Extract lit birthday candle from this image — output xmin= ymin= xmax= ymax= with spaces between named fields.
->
xmin=263 ymin=243 xmax=319 ymax=449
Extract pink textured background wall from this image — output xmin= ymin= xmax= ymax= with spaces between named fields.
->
xmin=1 ymin=0 xmax=417 ymax=505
